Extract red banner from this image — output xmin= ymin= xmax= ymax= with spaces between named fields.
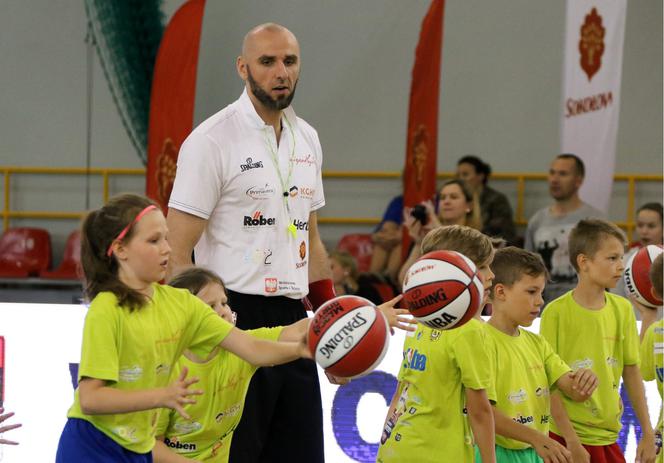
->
xmin=146 ymin=0 xmax=206 ymax=211
xmin=402 ymin=0 xmax=445 ymax=255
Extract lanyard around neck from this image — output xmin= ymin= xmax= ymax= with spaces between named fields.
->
xmin=263 ymin=116 xmax=298 ymax=238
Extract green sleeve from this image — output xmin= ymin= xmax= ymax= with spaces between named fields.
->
xmin=452 ymin=326 xmax=493 ymax=391
xmin=246 ymin=327 xmax=284 ymax=342
xmin=185 ymin=295 xmax=234 ymax=360
xmin=640 ymin=325 xmax=655 ymax=381
xmin=78 ymin=301 xmax=119 ymax=383
xmin=622 ymin=304 xmax=640 ymax=366
xmin=483 ymin=333 xmax=498 ymax=402
xmin=540 ymin=335 xmax=571 ymax=387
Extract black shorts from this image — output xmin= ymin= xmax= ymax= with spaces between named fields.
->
xmin=227 ymin=290 xmax=324 ymax=463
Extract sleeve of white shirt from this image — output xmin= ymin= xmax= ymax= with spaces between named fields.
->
xmin=310 ymin=129 xmax=325 ymax=211
xmin=168 ymin=132 xmax=224 ymax=219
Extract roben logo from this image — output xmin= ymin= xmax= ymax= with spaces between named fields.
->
xmin=164 ymin=437 xmax=197 ymax=451
xmin=243 ymin=211 xmax=276 ymax=228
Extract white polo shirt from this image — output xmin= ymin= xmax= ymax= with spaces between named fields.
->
xmin=169 ymin=89 xmax=325 ymax=299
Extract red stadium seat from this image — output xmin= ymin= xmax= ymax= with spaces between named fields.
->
xmin=41 ymin=230 xmax=82 ymax=280
xmin=0 ymin=227 xmax=52 ymax=277
xmin=337 ymin=233 xmax=373 ymax=273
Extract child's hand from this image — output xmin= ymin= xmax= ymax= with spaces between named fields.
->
xmin=533 ymin=434 xmax=572 ymax=463
xmin=566 ymin=440 xmax=590 ymax=463
xmin=0 ymin=407 xmax=21 ymax=445
xmin=629 ymin=296 xmax=658 ymax=321
xmin=377 ymin=295 xmax=416 ymax=334
xmin=160 ymin=367 xmax=203 ymax=420
xmin=298 ymin=328 xmax=314 ymax=360
xmin=636 ymin=430 xmax=657 ymax=463
xmin=569 ymin=368 xmax=598 ymax=399
xmin=325 ymin=371 xmax=351 ymax=386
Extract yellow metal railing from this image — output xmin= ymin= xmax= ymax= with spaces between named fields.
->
xmin=1 ymin=167 xmax=661 ymax=240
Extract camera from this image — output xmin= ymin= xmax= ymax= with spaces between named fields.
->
xmin=410 ymin=204 xmax=428 ymax=225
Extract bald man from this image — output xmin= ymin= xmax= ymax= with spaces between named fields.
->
xmin=166 ymin=24 xmax=331 ymax=462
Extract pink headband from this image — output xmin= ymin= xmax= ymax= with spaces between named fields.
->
xmin=106 ymin=205 xmax=157 ymax=257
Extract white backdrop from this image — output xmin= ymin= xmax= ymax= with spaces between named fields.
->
xmin=0 ymin=303 xmax=658 ymax=462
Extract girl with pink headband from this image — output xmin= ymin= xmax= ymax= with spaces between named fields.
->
xmin=55 ymin=193 xmax=312 ymax=462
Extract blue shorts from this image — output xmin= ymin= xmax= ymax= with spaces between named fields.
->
xmin=56 ymin=418 xmax=152 ymax=463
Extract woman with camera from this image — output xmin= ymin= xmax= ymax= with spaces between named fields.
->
xmin=397 ymin=179 xmax=481 ymax=286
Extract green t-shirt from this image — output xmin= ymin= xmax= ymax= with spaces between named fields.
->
xmin=67 ymin=284 xmax=234 ymax=454
xmin=155 ymin=327 xmax=283 ymax=462
xmin=484 ymin=323 xmax=570 ymax=450
xmin=540 ymin=291 xmax=640 ymax=445
xmin=640 ymin=319 xmax=663 ymax=438
xmin=376 ymin=319 xmax=494 ymax=463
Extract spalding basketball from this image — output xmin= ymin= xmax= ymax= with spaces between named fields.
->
xmin=308 ymin=295 xmax=390 ymax=378
xmin=402 ymin=250 xmax=484 ymax=330
xmin=624 ymin=244 xmax=663 ymax=308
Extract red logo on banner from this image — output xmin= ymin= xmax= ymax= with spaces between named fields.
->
xmin=579 ymin=7 xmax=605 ymax=81
xmin=155 ymin=138 xmax=178 ymax=207
xmin=410 ymin=124 xmax=430 ymax=188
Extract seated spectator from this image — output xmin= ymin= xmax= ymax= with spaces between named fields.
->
xmin=457 ymin=155 xmax=517 ymax=244
xmin=370 ymin=195 xmax=403 ymax=284
xmin=397 ymin=179 xmax=481 ymax=285
xmin=524 ymin=153 xmax=604 ymax=305
xmin=330 ymin=251 xmax=385 ymax=304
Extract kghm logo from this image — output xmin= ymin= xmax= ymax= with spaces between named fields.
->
xmin=240 ymin=157 xmax=264 ymax=172
xmin=164 ymin=437 xmax=197 ymax=451
xmin=244 ymin=211 xmax=276 ymax=227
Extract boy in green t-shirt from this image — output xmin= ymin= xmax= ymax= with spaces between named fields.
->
xmin=638 ymin=254 xmax=663 ymax=462
xmin=478 ymin=247 xmax=598 ymax=463
xmin=541 ymin=219 xmax=657 ymax=463
xmin=377 ymin=225 xmax=497 ymax=463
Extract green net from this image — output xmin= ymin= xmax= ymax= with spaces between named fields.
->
xmin=84 ymin=0 xmax=165 ymax=164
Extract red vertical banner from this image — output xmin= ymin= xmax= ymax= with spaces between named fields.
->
xmin=146 ymin=0 xmax=206 ymax=211
xmin=402 ymin=0 xmax=445 ymax=256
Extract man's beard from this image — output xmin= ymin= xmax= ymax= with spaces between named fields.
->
xmin=246 ymin=65 xmax=298 ymax=111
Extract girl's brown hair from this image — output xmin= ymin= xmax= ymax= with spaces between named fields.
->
xmin=81 ymin=193 xmax=159 ymax=311
xmin=168 ymin=267 xmax=226 ymax=296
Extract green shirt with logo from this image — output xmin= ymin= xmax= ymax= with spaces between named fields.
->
xmin=155 ymin=327 xmax=283 ymax=462
xmin=67 ymin=285 xmax=234 ymax=454
xmin=484 ymin=323 xmax=570 ymax=450
xmin=377 ymin=318 xmax=494 ymax=463
xmin=540 ymin=291 xmax=640 ymax=445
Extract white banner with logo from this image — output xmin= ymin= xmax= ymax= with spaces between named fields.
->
xmin=561 ymin=1 xmax=627 ymax=213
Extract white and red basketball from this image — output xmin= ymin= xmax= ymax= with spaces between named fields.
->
xmin=308 ymin=295 xmax=390 ymax=378
xmin=624 ymin=244 xmax=663 ymax=308
xmin=402 ymin=250 xmax=484 ymax=330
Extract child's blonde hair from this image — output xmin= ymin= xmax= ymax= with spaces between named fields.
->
xmin=421 ymin=225 xmax=493 ymax=267
xmin=491 ymin=247 xmax=548 ymax=290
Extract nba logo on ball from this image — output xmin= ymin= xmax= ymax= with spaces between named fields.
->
xmin=308 ymin=295 xmax=390 ymax=378
xmin=623 ymin=244 xmax=663 ymax=308
xmin=403 ymin=250 xmax=484 ymax=330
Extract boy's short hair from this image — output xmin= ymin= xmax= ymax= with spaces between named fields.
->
xmin=650 ymin=253 xmax=663 ymax=299
xmin=491 ymin=247 xmax=548 ymax=290
xmin=568 ymin=219 xmax=626 ymax=272
xmin=421 ymin=225 xmax=493 ymax=267
xmin=169 ymin=267 xmax=226 ymax=296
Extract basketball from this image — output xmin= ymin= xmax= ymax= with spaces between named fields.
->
xmin=308 ymin=295 xmax=390 ymax=378
xmin=402 ymin=250 xmax=484 ymax=330
xmin=623 ymin=244 xmax=663 ymax=308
